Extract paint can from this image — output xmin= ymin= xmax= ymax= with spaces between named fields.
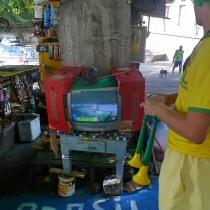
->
xmin=58 ymin=174 xmax=75 ymax=197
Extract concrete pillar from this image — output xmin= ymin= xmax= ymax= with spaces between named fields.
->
xmin=58 ymin=0 xmax=131 ymax=77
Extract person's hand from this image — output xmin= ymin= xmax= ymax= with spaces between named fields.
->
xmin=146 ymin=92 xmax=178 ymax=107
xmin=146 ymin=93 xmax=166 ymax=104
xmin=140 ymin=99 xmax=161 ymax=117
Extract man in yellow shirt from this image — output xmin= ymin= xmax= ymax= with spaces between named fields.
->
xmin=140 ymin=1 xmax=210 ymax=209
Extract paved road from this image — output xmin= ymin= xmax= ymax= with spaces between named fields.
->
xmin=0 ymin=57 xmax=39 ymax=66
xmin=140 ymin=61 xmax=181 ymax=94
xmin=0 ymin=58 xmax=181 ymax=95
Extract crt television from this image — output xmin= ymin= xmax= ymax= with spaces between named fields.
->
xmin=65 ymin=77 xmax=122 ymax=132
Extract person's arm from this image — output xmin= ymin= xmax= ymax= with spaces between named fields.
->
xmin=173 ymin=50 xmax=177 ymax=62
xmin=165 ymin=92 xmax=178 ymax=106
xmin=147 ymin=92 xmax=178 ymax=106
xmin=140 ymin=100 xmax=210 ymax=144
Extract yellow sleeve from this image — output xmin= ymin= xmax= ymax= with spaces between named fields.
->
xmin=188 ymin=41 xmax=210 ymax=112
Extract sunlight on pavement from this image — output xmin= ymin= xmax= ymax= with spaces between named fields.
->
xmin=140 ymin=62 xmax=181 ymax=94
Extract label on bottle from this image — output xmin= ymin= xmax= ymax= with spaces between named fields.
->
xmin=44 ymin=4 xmax=51 ymax=28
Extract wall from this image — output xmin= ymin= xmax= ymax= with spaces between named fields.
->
xmin=57 ymin=0 xmax=131 ymax=77
xmin=0 ymin=45 xmax=37 ymax=59
xmin=142 ymin=0 xmax=203 ymax=61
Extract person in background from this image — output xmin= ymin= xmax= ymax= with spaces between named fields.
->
xmin=172 ymin=45 xmax=184 ymax=75
xmin=23 ymin=53 xmax=28 ymax=65
xmin=140 ymin=1 xmax=210 ymax=209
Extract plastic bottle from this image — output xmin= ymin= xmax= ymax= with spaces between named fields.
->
xmin=0 ymin=88 xmax=4 ymax=117
xmin=44 ymin=3 xmax=51 ymax=28
xmin=50 ymin=3 xmax=57 ymax=27
xmin=29 ymin=93 xmax=36 ymax=113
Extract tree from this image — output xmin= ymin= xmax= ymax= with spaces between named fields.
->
xmin=0 ymin=0 xmax=35 ymax=45
xmin=0 ymin=17 xmax=10 ymax=32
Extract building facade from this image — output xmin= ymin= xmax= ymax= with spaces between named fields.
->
xmin=142 ymin=0 xmax=203 ymax=61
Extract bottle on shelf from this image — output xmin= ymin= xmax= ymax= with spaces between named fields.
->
xmin=29 ymin=92 xmax=36 ymax=113
xmin=44 ymin=3 xmax=51 ymax=28
xmin=50 ymin=2 xmax=58 ymax=27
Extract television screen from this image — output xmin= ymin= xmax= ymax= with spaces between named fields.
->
xmin=71 ymin=90 xmax=118 ymax=123
xmin=66 ymin=87 xmax=121 ymax=131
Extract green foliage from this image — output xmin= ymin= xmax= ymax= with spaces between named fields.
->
xmin=0 ymin=0 xmax=35 ymax=25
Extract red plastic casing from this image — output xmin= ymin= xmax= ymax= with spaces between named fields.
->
xmin=44 ymin=66 xmax=145 ymax=133
xmin=112 ymin=67 xmax=145 ymax=131
xmin=44 ymin=66 xmax=85 ymax=132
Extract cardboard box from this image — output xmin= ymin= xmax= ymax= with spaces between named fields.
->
xmin=18 ymin=114 xmax=41 ymax=142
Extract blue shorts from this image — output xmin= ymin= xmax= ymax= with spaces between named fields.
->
xmin=173 ymin=61 xmax=182 ymax=68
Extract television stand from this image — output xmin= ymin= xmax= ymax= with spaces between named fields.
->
xmin=60 ymin=131 xmax=128 ymax=180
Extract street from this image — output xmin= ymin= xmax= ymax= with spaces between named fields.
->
xmin=0 ymin=56 xmax=39 ymax=66
xmin=140 ymin=61 xmax=181 ymax=94
xmin=0 ymin=58 xmax=181 ymax=95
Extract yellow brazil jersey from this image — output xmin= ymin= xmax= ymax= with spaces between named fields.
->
xmin=167 ymin=35 xmax=210 ymax=158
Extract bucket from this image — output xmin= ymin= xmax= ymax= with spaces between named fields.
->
xmin=58 ymin=174 xmax=75 ymax=197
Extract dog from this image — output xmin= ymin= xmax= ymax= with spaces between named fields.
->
xmin=23 ymin=60 xmax=28 ymax=65
xmin=159 ymin=69 xmax=167 ymax=78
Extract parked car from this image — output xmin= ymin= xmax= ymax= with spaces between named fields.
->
xmin=1 ymin=36 xmax=20 ymax=46
xmin=145 ymin=49 xmax=169 ymax=62
xmin=144 ymin=50 xmax=154 ymax=62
